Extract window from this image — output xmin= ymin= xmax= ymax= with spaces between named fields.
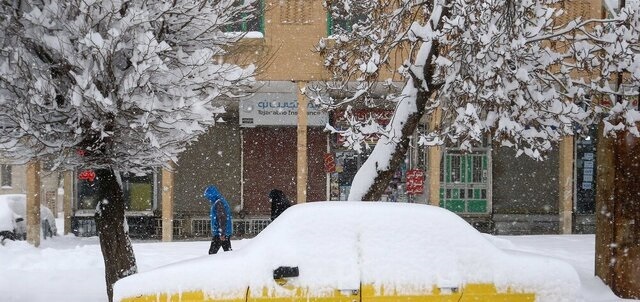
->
xmin=327 ymin=4 xmax=367 ymax=35
xmin=472 ymin=156 xmax=483 ymax=182
xmin=123 ymin=174 xmax=154 ymax=211
xmin=1 ymin=165 xmax=11 ymax=187
xmin=450 ymin=155 xmax=461 ymax=183
xmin=76 ymin=170 xmax=156 ymax=211
xmin=225 ymin=0 xmax=264 ymax=33
xmin=280 ymin=0 xmax=313 ymax=24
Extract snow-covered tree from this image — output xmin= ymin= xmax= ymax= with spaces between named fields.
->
xmin=314 ymin=0 xmax=639 ymax=297
xmin=0 ymin=0 xmax=255 ymax=300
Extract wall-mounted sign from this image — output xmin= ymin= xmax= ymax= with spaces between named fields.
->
xmin=240 ymin=94 xmax=328 ymax=127
xmin=406 ymin=169 xmax=425 ymax=195
xmin=323 ymin=153 xmax=337 ymax=173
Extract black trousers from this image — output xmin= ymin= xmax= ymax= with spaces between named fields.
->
xmin=208 ymin=235 xmax=232 ymax=254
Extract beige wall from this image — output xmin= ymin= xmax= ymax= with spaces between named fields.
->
xmin=259 ymin=0 xmax=328 ymax=81
xmin=227 ymin=0 xmax=405 ymax=83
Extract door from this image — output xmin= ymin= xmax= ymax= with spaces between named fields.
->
xmin=439 ymin=150 xmax=490 ymax=214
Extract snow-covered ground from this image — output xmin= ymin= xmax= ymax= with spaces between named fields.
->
xmin=0 ymin=217 xmax=635 ymax=302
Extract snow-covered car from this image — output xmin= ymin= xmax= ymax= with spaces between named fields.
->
xmin=115 ymin=202 xmax=579 ymax=302
xmin=0 ymin=194 xmax=57 ymax=243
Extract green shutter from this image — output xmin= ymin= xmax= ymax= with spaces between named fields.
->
xmin=444 ymin=200 xmax=465 ymax=212
xmin=467 ymin=200 xmax=487 ymax=213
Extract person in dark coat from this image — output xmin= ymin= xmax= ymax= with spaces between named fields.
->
xmin=269 ymin=189 xmax=292 ymax=221
xmin=204 ymin=185 xmax=233 ymax=254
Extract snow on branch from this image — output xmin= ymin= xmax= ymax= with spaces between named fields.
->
xmin=0 ymin=0 xmax=256 ymax=173
xmin=315 ymin=0 xmax=640 ymax=160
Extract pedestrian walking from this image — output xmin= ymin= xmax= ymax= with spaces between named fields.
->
xmin=268 ymin=189 xmax=292 ymax=221
xmin=204 ymin=185 xmax=233 ymax=254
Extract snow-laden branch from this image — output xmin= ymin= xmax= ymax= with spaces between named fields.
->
xmin=317 ymin=0 xmax=640 ymax=161
xmin=0 ymin=0 xmax=257 ymax=173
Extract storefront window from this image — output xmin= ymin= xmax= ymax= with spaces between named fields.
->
xmin=77 ymin=171 xmax=155 ymax=212
xmin=330 ymin=149 xmax=408 ymax=202
xmin=329 ymin=108 xmax=408 ymax=201
xmin=335 ymin=151 xmax=365 ymax=200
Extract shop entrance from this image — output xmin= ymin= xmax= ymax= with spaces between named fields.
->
xmin=333 ymin=151 xmax=369 ymax=201
xmin=330 ymin=149 xmax=408 ymax=202
xmin=440 ymin=150 xmax=491 ymax=214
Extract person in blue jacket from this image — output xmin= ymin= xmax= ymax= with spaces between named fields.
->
xmin=204 ymin=185 xmax=233 ymax=254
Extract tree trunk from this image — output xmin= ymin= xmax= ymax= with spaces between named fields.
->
xmin=360 ymin=87 xmax=434 ymax=201
xmin=94 ymin=168 xmax=138 ymax=302
xmin=349 ymin=7 xmax=449 ymax=200
xmin=595 ymin=128 xmax=640 ymax=299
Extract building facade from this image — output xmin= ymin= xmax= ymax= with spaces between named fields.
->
xmin=60 ymin=0 xmax=606 ymax=239
xmin=0 ymin=160 xmax=62 ymax=217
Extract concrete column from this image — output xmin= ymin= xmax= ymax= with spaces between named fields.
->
xmin=428 ymin=147 xmax=442 ymax=206
xmin=161 ymin=163 xmax=175 ymax=242
xmin=559 ymin=136 xmax=574 ymax=234
xmin=63 ymin=171 xmax=73 ymax=235
xmin=26 ymin=160 xmax=41 ymax=247
xmin=296 ymin=82 xmax=308 ymax=203
xmin=427 ymin=107 xmax=442 ymax=206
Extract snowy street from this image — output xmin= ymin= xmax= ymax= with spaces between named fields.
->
xmin=0 ymin=218 xmax=633 ymax=302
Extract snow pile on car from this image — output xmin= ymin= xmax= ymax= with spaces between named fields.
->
xmin=114 ymin=202 xmax=579 ymax=302
xmin=0 ymin=194 xmax=57 ymax=239
xmin=0 ymin=201 xmax=16 ymax=232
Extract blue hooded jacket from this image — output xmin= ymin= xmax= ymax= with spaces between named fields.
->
xmin=204 ymin=185 xmax=233 ymax=237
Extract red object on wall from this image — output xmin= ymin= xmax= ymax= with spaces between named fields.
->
xmin=78 ymin=170 xmax=96 ymax=182
xmin=323 ymin=153 xmax=337 ymax=173
xmin=406 ymin=169 xmax=425 ymax=195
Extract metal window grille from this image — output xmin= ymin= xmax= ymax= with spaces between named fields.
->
xmin=248 ymin=219 xmax=270 ymax=235
xmin=232 ymin=218 xmax=271 ymax=236
xmin=472 ymin=155 xmax=483 ymax=183
xmin=192 ymin=219 xmax=211 ymax=237
xmin=74 ymin=219 xmax=97 ymax=237
xmin=281 ymin=0 xmax=313 ymax=24
xmin=450 ymin=155 xmax=461 ymax=182
xmin=155 ymin=219 xmax=184 ymax=237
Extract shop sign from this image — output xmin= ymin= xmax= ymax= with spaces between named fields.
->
xmin=333 ymin=109 xmax=395 ymax=145
xmin=333 ymin=109 xmax=395 ymax=126
xmin=406 ymin=169 xmax=424 ymax=195
xmin=323 ymin=153 xmax=337 ymax=173
xmin=240 ymin=95 xmax=328 ymax=127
